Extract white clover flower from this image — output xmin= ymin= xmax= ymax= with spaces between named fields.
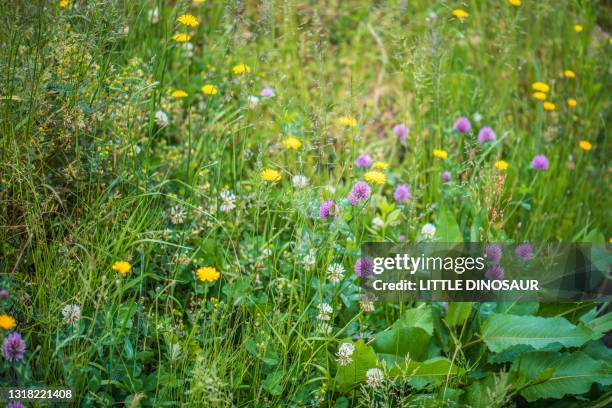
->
xmin=292 ymin=175 xmax=308 ymax=189
xmin=317 ymin=303 xmax=333 ymax=321
xmin=421 ymin=223 xmax=436 ymax=240
xmin=335 ymin=342 xmax=355 ymax=366
xmin=62 ymin=304 xmax=81 ymax=325
xmin=247 ymin=96 xmax=260 ymax=108
xmin=372 ymin=217 xmax=384 ymax=230
xmin=473 ymin=112 xmax=482 ymax=124
xmin=366 ymin=368 xmax=385 ymax=388
xmin=359 ymin=295 xmax=375 ymax=313
xmin=181 ymin=42 xmax=194 ymax=57
xmin=302 ymin=249 xmax=316 ymax=271
xmin=169 ymin=205 xmax=186 ymax=225
xmin=326 ymin=263 xmax=345 ymax=284
xmin=219 ymin=190 xmax=236 ymax=213
xmin=155 ymin=110 xmax=169 ymax=126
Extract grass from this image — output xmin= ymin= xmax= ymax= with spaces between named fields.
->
xmin=0 ymin=0 xmax=610 ymax=406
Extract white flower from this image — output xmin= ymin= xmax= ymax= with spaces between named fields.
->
xmin=335 ymin=342 xmax=355 ymax=366
xmin=219 ymin=190 xmax=236 ymax=213
xmin=148 ymin=7 xmax=159 ymax=23
xmin=326 ymin=263 xmax=345 ymax=284
xmin=302 ymin=249 xmax=316 ymax=271
xmin=292 ymin=175 xmax=308 ymax=189
xmin=421 ymin=223 xmax=436 ymax=240
xmin=317 ymin=303 xmax=333 ymax=321
xmin=247 ymin=96 xmax=260 ymax=108
xmin=62 ymin=304 xmax=81 ymax=325
xmin=181 ymin=42 xmax=194 ymax=57
xmin=360 ymin=295 xmax=375 ymax=313
xmin=473 ymin=112 xmax=482 ymax=124
xmin=325 ymin=185 xmax=336 ymax=194
xmin=155 ymin=110 xmax=169 ymax=126
xmin=372 ymin=217 xmax=384 ymax=230
xmin=366 ymin=368 xmax=385 ymax=388
xmin=168 ymin=205 xmax=186 ymax=224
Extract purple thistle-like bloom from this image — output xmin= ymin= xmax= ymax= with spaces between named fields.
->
xmin=394 ymin=184 xmax=412 ymax=203
xmin=531 ymin=155 xmax=549 ymax=170
xmin=392 ymin=123 xmax=409 ymax=142
xmin=355 ymin=154 xmax=373 ymax=168
xmin=484 ymin=244 xmax=503 ymax=264
xmin=442 ymin=171 xmax=451 ymax=182
xmin=478 ymin=127 xmax=496 ymax=144
xmin=355 ymin=257 xmax=374 ymax=277
xmin=319 ymin=200 xmax=336 ymax=220
xmin=2 ymin=332 xmax=26 ymax=363
xmin=6 ymin=402 xmax=26 ymax=408
xmin=260 ymin=87 xmax=275 ymax=97
xmin=516 ymin=241 xmax=534 ymax=260
xmin=0 ymin=289 xmax=8 ymax=299
xmin=485 ymin=264 xmax=505 ymax=281
xmin=454 ymin=116 xmax=471 ymax=133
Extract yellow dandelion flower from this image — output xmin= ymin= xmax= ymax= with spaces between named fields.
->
xmin=567 ymin=98 xmax=577 ymax=108
xmin=337 ymin=116 xmax=357 ymax=127
xmin=282 ymin=137 xmax=302 ymax=149
xmin=171 ymin=90 xmax=188 ymax=98
xmin=564 ymin=70 xmax=576 ymax=78
xmin=172 ymin=33 xmax=191 ymax=43
xmin=372 ymin=161 xmax=389 ymax=170
xmin=232 ymin=63 xmax=251 ymax=75
xmin=508 ymin=0 xmax=521 ymax=6
xmin=194 ymin=0 xmax=206 ymax=3
xmin=452 ymin=9 xmax=469 ymax=19
xmin=543 ymin=102 xmax=556 ymax=111
xmin=532 ymin=82 xmax=550 ymax=93
xmin=533 ymin=92 xmax=547 ymax=100
xmin=495 ymin=160 xmax=509 ymax=170
xmin=112 ymin=261 xmax=132 ymax=275
xmin=261 ymin=168 xmax=281 ymax=182
xmin=433 ymin=149 xmax=448 ymax=159
xmin=196 ymin=266 xmax=220 ymax=282
xmin=59 ymin=0 xmax=70 ymax=8
xmin=0 ymin=314 xmax=16 ymax=330
xmin=364 ymin=170 xmax=386 ymax=185
xmin=579 ymin=140 xmax=592 ymax=151
xmin=177 ymin=14 xmax=199 ymax=27
xmin=574 ymin=24 xmax=583 ymax=33
xmin=201 ymin=84 xmax=218 ymax=95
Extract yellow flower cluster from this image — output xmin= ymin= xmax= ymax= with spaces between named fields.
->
xmin=433 ymin=149 xmax=448 ymax=159
xmin=282 ymin=137 xmax=302 ymax=150
xmin=337 ymin=115 xmax=357 ymax=127
xmin=261 ymin=168 xmax=282 ymax=182
xmin=364 ymin=171 xmax=386 ymax=185
xmin=112 ymin=261 xmax=132 ymax=275
xmin=0 ymin=314 xmax=16 ymax=330
xmin=196 ymin=266 xmax=220 ymax=282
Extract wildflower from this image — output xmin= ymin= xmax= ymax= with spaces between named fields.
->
xmin=327 ymin=263 xmax=345 ymax=284
xmin=454 ymin=116 xmax=471 ymax=133
xmin=433 ymin=149 xmax=448 ymax=159
xmin=372 ymin=217 xmax=384 ymax=230
xmin=360 ymin=294 xmax=375 ymax=312
xmin=0 ymin=315 xmax=16 ymax=331
xmin=219 ymin=190 xmax=236 ymax=212
xmin=515 ymin=241 xmax=533 ymax=260
xmin=0 ymin=290 xmax=9 ymax=300
xmin=567 ymin=98 xmax=577 ymax=108
xmin=564 ymin=70 xmax=576 ymax=78
xmin=348 ymin=181 xmax=371 ymax=206
xmin=373 ymin=161 xmax=389 ymax=170
xmin=394 ymin=184 xmax=412 ymax=203
xmin=2 ymin=332 xmax=25 ymax=362
xmin=579 ymin=140 xmax=592 ymax=151
xmin=543 ymin=102 xmax=555 ymax=111
xmin=473 ymin=113 xmax=482 ymax=124
xmin=261 ymin=87 xmax=275 ymax=97
xmin=247 ymin=96 xmax=259 ymax=108
xmin=495 ymin=160 xmax=509 ymax=170
xmin=421 ymin=223 xmax=436 ymax=240
xmin=485 ymin=264 xmax=505 ymax=280
xmin=531 ymin=155 xmax=549 ymax=170
xmin=177 ymin=14 xmax=199 ymax=27
xmin=574 ymin=24 xmax=583 ymax=33
xmin=452 ymin=9 xmax=469 ymax=20
xmin=149 ymin=7 xmax=160 ymax=24
xmin=478 ymin=127 xmax=496 ymax=144
xmin=337 ymin=115 xmax=357 ymax=127
xmin=392 ymin=123 xmax=409 ymax=141
xmin=303 ymin=249 xmax=317 ymax=271
xmin=59 ymin=0 xmax=70 ymax=8
xmin=112 ymin=261 xmax=132 ymax=275
xmin=6 ymin=402 xmax=26 ymax=408
xmin=484 ymin=244 xmax=503 ymax=264
xmin=155 ymin=110 xmax=169 ymax=126
xmin=532 ymin=92 xmax=547 ymax=100
xmin=317 ymin=303 xmax=333 ymax=321
xmin=201 ymin=84 xmax=218 ymax=95
xmin=232 ymin=63 xmax=251 ymax=75
xmin=355 ymin=257 xmax=374 ymax=277
xmin=172 ymin=33 xmax=191 ymax=43
xmin=508 ymin=0 xmax=521 ymax=6
xmin=355 ymin=154 xmax=373 ymax=168
xmin=196 ymin=266 xmax=220 ymax=282
xmin=168 ymin=205 xmax=186 ymax=224
xmin=532 ymin=82 xmax=550 ymax=93
xmin=60 ymin=304 xmax=81 ymax=325
xmin=364 ymin=171 xmax=386 ymax=185
xmin=335 ymin=342 xmax=355 ymax=366
xmin=442 ymin=171 xmax=451 ymax=182
xmin=292 ymin=175 xmax=308 ymax=188
xmin=261 ymin=168 xmax=281 ymax=182
xmin=171 ymin=89 xmax=188 ymax=98
xmin=319 ymin=200 xmax=337 ymax=220
xmin=282 ymin=136 xmax=302 ymax=149
xmin=366 ymin=368 xmax=385 ymax=388
xmin=316 ymin=322 xmax=333 ymax=335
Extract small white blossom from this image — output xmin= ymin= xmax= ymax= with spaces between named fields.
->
xmin=372 ymin=217 xmax=384 ymax=230
xmin=360 ymin=294 xmax=375 ymax=313
xmin=421 ymin=223 xmax=436 ymax=240
xmin=473 ymin=112 xmax=482 ymax=124
xmin=181 ymin=42 xmax=194 ymax=57
xmin=292 ymin=175 xmax=308 ymax=189
xmin=302 ymin=249 xmax=316 ymax=271
xmin=155 ymin=110 xmax=169 ymax=126
xmin=219 ymin=190 xmax=236 ymax=213
xmin=317 ymin=303 xmax=333 ymax=321
xmin=366 ymin=368 xmax=385 ymax=388
xmin=148 ymin=7 xmax=159 ymax=23
xmin=335 ymin=342 xmax=355 ymax=366
xmin=168 ymin=205 xmax=186 ymax=225
xmin=62 ymin=304 xmax=81 ymax=325
xmin=326 ymin=263 xmax=345 ymax=284
xmin=247 ymin=96 xmax=260 ymax=108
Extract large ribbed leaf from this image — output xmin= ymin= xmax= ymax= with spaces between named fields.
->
xmin=444 ymin=302 xmax=473 ymax=327
xmin=481 ymin=314 xmax=593 ymax=353
xmin=388 ymin=357 xmax=464 ymax=389
xmin=514 ymin=351 xmax=612 ymax=402
xmin=333 ymin=339 xmax=377 ymax=392
xmin=371 ymin=307 xmax=433 ymax=360
xmin=436 ymin=207 xmax=463 ymax=242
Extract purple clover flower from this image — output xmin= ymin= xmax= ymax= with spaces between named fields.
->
xmin=355 ymin=257 xmax=374 ymax=277
xmin=260 ymin=87 xmax=275 ymax=97
xmin=394 ymin=184 xmax=412 ymax=203
xmin=478 ymin=127 xmax=496 ymax=144
xmin=454 ymin=116 xmax=471 ymax=133
xmin=350 ymin=181 xmax=371 ymax=202
xmin=2 ymin=332 xmax=26 ymax=363
xmin=392 ymin=123 xmax=409 ymax=142
xmin=0 ymin=289 xmax=8 ymax=299
xmin=484 ymin=244 xmax=503 ymax=264
xmin=442 ymin=171 xmax=451 ymax=182
xmin=516 ymin=241 xmax=534 ymax=260
xmin=6 ymin=402 xmax=26 ymax=408
xmin=485 ymin=264 xmax=505 ymax=281
xmin=319 ymin=200 xmax=336 ymax=220
xmin=531 ymin=155 xmax=549 ymax=170
xmin=355 ymin=154 xmax=373 ymax=168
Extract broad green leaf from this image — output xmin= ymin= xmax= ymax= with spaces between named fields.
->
xmin=444 ymin=302 xmax=473 ymax=327
xmin=481 ymin=314 xmax=593 ymax=353
xmin=262 ymin=369 xmax=285 ymax=396
xmin=495 ymin=301 xmax=538 ymax=316
xmin=388 ymin=357 xmax=464 ymax=389
xmin=514 ymin=351 xmax=612 ymax=402
xmin=436 ymin=207 xmax=463 ymax=243
xmin=334 ymin=340 xmax=378 ymax=392
xmin=586 ymin=312 xmax=612 ymax=335
xmin=372 ymin=307 xmax=433 ymax=360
